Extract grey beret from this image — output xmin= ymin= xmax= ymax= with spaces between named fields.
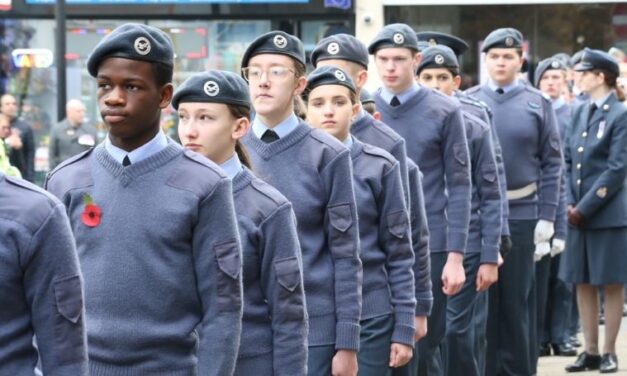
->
xmin=416 ymin=31 xmax=469 ymax=57
xmin=312 ymin=33 xmax=369 ymax=68
xmin=368 ymin=23 xmax=419 ymax=54
xmin=172 ymin=70 xmax=251 ymax=111
xmin=534 ymin=57 xmax=566 ymax=87
xmin=417 ymin=45 xmax=459 ymax=74
xmin=240 ymin=31 xmax=305 ymax=69
xmin=481 ymin=28 xmax=523 ymax=53
xmin=87 ymin=23 xmax=174 ymax=77
xmin=304 ymin=66 xmax=356 ymax=101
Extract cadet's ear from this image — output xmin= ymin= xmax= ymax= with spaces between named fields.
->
xmin=159 ymin=83 xmax=174 ymax=109
xmin=453 ymin=75 xmax=462 ymax=91
xmin=373 ymin=111 xmax=382 ymax=121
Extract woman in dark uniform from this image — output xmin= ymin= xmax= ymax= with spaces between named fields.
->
xmin=561 ymin=48 xmax=627 ymax=374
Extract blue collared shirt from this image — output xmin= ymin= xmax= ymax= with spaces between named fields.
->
xmin=343 ymin=135 xmax=354 ymax=148
xmin=219 ymin=153 xmax=243 ymax=180
xmin=593 ymin=92 xmax=613 ymax=109
xmin=553 ymin=97 xmax=565 ymax=111
xmin=379 ymin=82 xmax=420 ymax=106
xmin=104 ymin=131 xmax=168 ymax=165
xmin=488 ymin=79 xmax=519 ymax=94
xmin=252 ymin=113 xmax=299 ymax=140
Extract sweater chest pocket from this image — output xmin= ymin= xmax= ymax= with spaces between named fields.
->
xmin=214 ymin=240 xmax=243 ymax=312
xmin=387 ymin=210 xmax=409 ymax=239
xmin=53 ymin=275 xmax=85 ymax=365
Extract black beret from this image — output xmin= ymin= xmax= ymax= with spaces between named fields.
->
xmin=360 ymin=88 xmax=375 ymax=105
xmin=481 ymin=28 xmax=523 ymax=52
xmin=171 ymin=70 xmax=250 ymax=111
xmin=312 ymin=33 xmax=369 ymax=69
xmin=304 ymin=66 xmax=356 ymax=101
xmin=240 ymin=31 xmax=305 ymax=69
xmin=87 ymin=23 xmax=174 ymax=77
xmin=368 ymin=23 xmax=419 ymax=54
xmin=534 ymin=58 xmax=566 ymax=87
xmin=417 ymin=45 xmax=459 ymax=74
xmin=575 ymin=47 xmax=619 ymax=76
xmin=416 ymin=31 xmax=469 ymax=57
xmin=570 ymin=49 xmax=585 ymax=67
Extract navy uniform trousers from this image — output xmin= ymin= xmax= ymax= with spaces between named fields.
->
xmin=417 ymin=253 xmax=448 ymax=376
xmin=487 ymin=219 xmax=536 ymax=376
xmin=444 ymin=252 xmax=482 ymax=376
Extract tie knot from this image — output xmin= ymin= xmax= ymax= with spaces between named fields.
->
xmin=496 ymin=88 xmax=505 ymax=95
xmin=122 ymin=155 xmax=131 ymax=167
xmin=390 ymin=96 xmax=401 ymax=107
xmin=261 ymin=129 xmax=280 ymax=144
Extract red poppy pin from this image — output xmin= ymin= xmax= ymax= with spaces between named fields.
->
xmin=81 ymin=193 xmax=102 ymax=228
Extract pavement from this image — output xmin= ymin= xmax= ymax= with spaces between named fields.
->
xmin=538 ymin=318 xmax=627 ymax=376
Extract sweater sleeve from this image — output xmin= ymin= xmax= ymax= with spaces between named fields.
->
xmin=24 ymin=203 xmax=88 ymax=376
xmin=474 ymin=128 xmax=502 ymax=264
xmin=259 ymin=203 xmax=308 ymax=376
xmin=322 ymin=149 xmax=363 ymax=351
xmin=378 ymin=161 xmax=416 ymax=347
xmin=194 ymin=178 xmax=243 ymax=376
xmin=576 ymin=112 xmax=627 ymax=218
xmin=538 ymin=101 xmax=563 ymax=221
xmin=443 ymin=107 xmax=472 ymax=252
xmin=408 ymin=163 xmax=433 ymax=316
xmin=389 ymin=138 xmax=411 ymax=208
xmin=484 ymin=110 xmax=510 ymax=236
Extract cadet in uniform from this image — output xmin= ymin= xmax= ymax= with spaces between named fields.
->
xmin=466 ymin=28 xmax=563 ymax=376
xmin=305 ymin=65 xmax=416 ymax=375
xmin=240 ymin=31 xmax=362 ymax=376
xmin=417 ymin=44 xmax=502 ymax=376
xmin=49 ymin=99 xmax=98 ymax=169
xmin=369 ymin=23 xmax=472 ymax=376
xmin=311 ymin=34 xmax=433 ymax=376
xmin=534 ymin=57 xmax=577 ymax=358
xmin=173 ymin=70 xmax=308 ymax=376
xmin=561 ymin=48 xmax=627 ymax=374
xmin=0 ymin=171 xmax=88 ymax=375
xmin=46 ymin=23 xmax=244 ymax=375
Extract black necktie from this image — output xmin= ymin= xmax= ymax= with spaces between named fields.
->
xmin=261 ymin=129 xmax=280 ymax=144
xmin=390 ymin=96 xmax=401 ymax=107
xmin=496 ymin=88 xmax=505 ymax=95
xmin=587 ymin=103 xmax=597 ymax=124
xmin=122 ymin=155 xmax=131 ymax=167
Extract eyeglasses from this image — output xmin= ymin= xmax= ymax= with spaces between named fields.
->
xmin=242 ymin=66 xmax=296 ymax=82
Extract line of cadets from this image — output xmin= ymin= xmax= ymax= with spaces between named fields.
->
xmin=2 ymin=20 xmax=621 ymax=376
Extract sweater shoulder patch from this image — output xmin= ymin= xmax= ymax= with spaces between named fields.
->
xmin=464 ymin=86 xmax=481 ymax=95
xmin=249 ymin=177 xmax=289 ymax=207
xmin=167 ymin=150 xmax=225 ymax=197
xmin=47 ymin=147 xmax=94 ymax=180
xmin=361 ymin=143 xmax=396 ymax=164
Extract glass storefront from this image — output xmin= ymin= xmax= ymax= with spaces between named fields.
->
xmin=386 ymin=2 xmax=627 ymax=88
xmin=0 ymin=14 xmax=351 ymax=182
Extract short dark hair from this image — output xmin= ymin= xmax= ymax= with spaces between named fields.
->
xmin=152 ymin=61 xmax=173 ymax=87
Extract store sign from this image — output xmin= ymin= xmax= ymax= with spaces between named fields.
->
xmin=11 ymin=49 xmax=54 ymax=68
xmin=0 ymin=0 xmax=11 ymax=11
xmin=27 ymin=0 xmax=306 ymax=3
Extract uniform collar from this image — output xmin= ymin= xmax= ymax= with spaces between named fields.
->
xmin=552 ymin=97 xmax=565 ymax=110
xmin=105 ymin=130 xmax=168 ymax=165
xmin=592 ymin=92 xmax=613 ymax=109
xmin=379 ymin=81 xmax=420 ymax=105
xmin=252 ymin=112 xmax=299 ymax=139
xmin=488 ymin=79 xmax=519 ymax=94
xmin=343 ymin=135 xmax=354 ymax=148
xmin=355 ymin=107 xmax=368 ymax=122
xmin=219 ymin=153 xmax=243 ymax=180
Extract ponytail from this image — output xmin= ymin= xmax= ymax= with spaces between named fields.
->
xmin=235 ymin=141 xmax=253 ymax=170
xmin=600 ymin=69 xmax=626 ymax=102
xmin=227 ymin=104 xmax=254 ymax=170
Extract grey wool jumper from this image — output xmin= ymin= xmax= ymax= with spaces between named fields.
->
xmin=242 ymin=120 xmax=363 ymax=351
xmin=375 ymin=87 xmax=472 ymax=253
xmin=0 ymin=173 xmax=88 ymax=376
xmin=45 ymin=141 xmax=244 ymax=376
xmin=466 ymin=84 xmax=563 ymax=222
xmin=349 ymin=138 xmax=416 ymax=346
xmin=351 ymin=111 xmax=432 ymax=316
xmin=554 ymin=103 xmax=573 ymax=240
xmin=462 ymin=112 xmax=502 ymax=264
xmin=232 ymin=167 xmax=308 ymax=375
